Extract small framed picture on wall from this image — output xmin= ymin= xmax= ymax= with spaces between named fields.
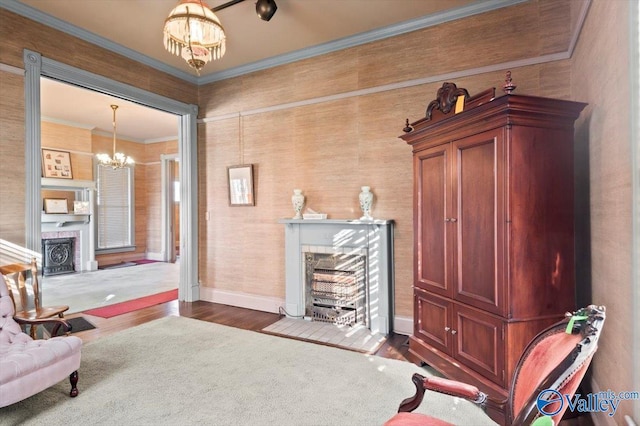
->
xmin=227 ymin=164 xmax=255 ymax=206
xmin=42 ymin=149 xmax=73 ymax=179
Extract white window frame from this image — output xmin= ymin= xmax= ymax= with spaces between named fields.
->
xmin=95 ymin=164 xmax=136 ymax=253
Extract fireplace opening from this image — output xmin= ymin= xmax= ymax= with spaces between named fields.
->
xmin=42 ymin=237 xmax=75 ymax=276
xmin=304 ymin=251 xmax=367 ymax=327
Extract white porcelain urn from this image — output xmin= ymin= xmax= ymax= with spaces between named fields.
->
xmin=291 ymin=189 xmax=305 ymax=219
xmin=359 ymin=186 xmax=374 ymax=220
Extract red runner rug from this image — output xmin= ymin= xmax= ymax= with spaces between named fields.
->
xmin=133 ymin=259 xmax=160 ymax=265
xmin=83 ymin=289 xmax=178 ymax=318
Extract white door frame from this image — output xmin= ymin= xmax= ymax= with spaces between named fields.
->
xmin=23 ymin=49 xmax=200 ymax=302
xmin=161 ymin=153 xmax=179 ymax=263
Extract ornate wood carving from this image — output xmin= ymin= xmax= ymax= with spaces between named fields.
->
xmin=425 ymin=82 xmax=470 ymax=121
xmin=503 ymin=70 xmax=516 ymax=94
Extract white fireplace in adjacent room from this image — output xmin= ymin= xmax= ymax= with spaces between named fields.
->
xmin=279 ymin=219 xmax=394 ymax=335
xmin=41 ymin=178 xmax=98 ymax=272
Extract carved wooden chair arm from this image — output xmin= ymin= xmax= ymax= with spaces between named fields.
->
xmin=422 ymin=376 xmax=486 ymax=401
xmin=14 ymin=316 xmax=72 ymax=337
xmin=398 ymin=373 xmax=492 ymax=413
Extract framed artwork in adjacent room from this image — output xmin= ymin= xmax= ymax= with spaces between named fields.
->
xmin=227 ymin=164 xmax=255 ymax=206
xmin=43 ymin=198 xmax=69 ymax=214
xmin=42 ymin=149 xmax=73 ymax=179
xmin=73 ymin=201 xmax=90 ymax=214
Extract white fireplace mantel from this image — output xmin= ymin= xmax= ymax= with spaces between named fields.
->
xmin=41 ymin=178 xmax=97 ymax=272
xmin=41 ymin=213 xmax=90 ymax=226
xmin=279 ymin=218 xmax=394 ymax=335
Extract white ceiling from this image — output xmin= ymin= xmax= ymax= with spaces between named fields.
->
xmin=40 ymin=78 xmax=180 ymax=143
xmin=4 ymin=0 xmax=523 ymax=141
xmin=17 ymin=0 xmax=486 ymax=81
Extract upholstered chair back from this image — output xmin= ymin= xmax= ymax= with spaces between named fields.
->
xmin=510 ymin=306 xmax=605 ymax=424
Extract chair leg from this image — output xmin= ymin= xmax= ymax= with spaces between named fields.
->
xmin=29 ymin=324 xmax=37 ymax=339
xmin=69 ymin=370 xmax=79 ymax=397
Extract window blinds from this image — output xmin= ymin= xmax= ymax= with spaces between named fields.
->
xmin=96 ymin=165 xmax=133 ymax=249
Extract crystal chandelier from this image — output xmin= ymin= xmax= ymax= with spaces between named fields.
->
xmin=96 ymin=105 xmax=134 ymax=169
xmin=163 ymin=0 xmax=226 ymax=75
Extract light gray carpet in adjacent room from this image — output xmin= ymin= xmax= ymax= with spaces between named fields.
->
xmin=1 ymin=316 xmax=497 ymax=426
xmin=42 ymin=261 xmax=179 ymax=314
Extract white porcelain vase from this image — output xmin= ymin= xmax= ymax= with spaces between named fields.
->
xmin=291 ymin=189 xmax=305 ymax=219
xmin=359 ymin=186 xmax=374 ymax=220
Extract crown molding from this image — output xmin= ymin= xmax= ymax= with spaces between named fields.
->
xmin=0 ymin=0 xmax=526 ymax=86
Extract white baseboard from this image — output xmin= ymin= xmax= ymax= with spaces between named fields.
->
xmin=145 ymin=251 xmax=165 ymax=261
xmin=85 ymin=260 xmax=98 ymax=271
xmin=199 ymin=287 xmax=284 ymax=314
xmin=393 ymin=315 xmax=413 ymax=335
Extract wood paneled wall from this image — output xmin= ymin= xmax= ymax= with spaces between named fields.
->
xmin=197 ymin=0 xmax=577 ymax=315
xmin=571 ymin=0 xmax=634 ymax=422
xmin=42 ymin=121 xmax=94 ymax=180
xmin=0 ymin=2 xmax=635 ymax=418
xmin=0 ymin=72 xmax=25 ymax=245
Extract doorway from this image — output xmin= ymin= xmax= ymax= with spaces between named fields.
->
xmin=23 ymin=49 xmax=200 ymax=303
xmin=37 ymin=79 xmax=183 ymax=313
xmin=162 ymin=154 xmax=180 ymax=263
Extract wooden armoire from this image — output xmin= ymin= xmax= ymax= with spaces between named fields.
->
xmin=399 ymin=75 xmax=586 ymax=424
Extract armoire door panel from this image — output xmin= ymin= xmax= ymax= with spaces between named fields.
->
xmin=414 ymin=290 xmax=451 ymax=354
xmin=416 ymin=146 xmax=449 ymax=294
xmin=453 ymin=305 xmax=504 ymax=386
xmin=453 ymin=131 xmax=504 ymax=313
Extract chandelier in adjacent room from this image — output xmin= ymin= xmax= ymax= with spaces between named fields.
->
xmin=163 ymin=0 xmax=226 ymax=75
xmin=96 ymin=105 xmax=134 ymax=169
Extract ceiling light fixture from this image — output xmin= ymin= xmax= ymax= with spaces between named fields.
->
xmin=255 ymin=0 xmax=277 ymax=21
xmin=163 ymin=0 xmax=226 ymax=75
xmin=96 ymin=105 xmax=134 ymax=169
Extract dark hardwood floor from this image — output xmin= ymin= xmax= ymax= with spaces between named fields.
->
xmin=67 ymin=299 xmax=412 ymax=361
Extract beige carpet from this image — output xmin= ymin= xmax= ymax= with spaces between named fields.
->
xmin=1 ymin=316 xmax=496 ymax=426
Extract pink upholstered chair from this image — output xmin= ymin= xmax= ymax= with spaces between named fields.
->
xmin=0 ymin=272 xmax=82 ymax=407
xmin=385 ymin=305 xmax=606 ymax=426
